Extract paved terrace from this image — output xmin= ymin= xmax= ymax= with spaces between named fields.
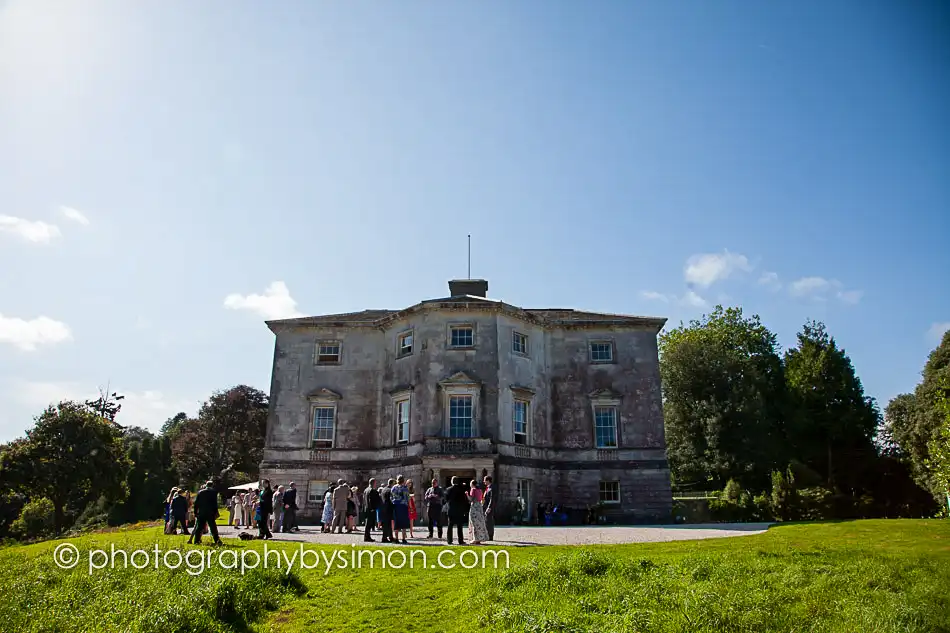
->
xmin=221 ymin=523 xmax=773 ymax=546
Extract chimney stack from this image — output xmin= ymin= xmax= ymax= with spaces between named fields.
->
xmin=448 ymin=279 xmax=488 ymax=298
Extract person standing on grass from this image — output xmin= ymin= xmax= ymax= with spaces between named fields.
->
xmin=258 ymin=480 xmax=274 ymax=540
xmin=170 ymin=489 xmax=189 ymax=535
xmin=226 ymin=493 xmax=236 ymax=528
xmin=363 ymin=478 xmax=381 ymax=542
xmin=191 ymin=481 xmax=223 ymax=545
xmin=482 ymin=475 xmax=496 ymax=541
xmin=444 ymin=476 xmax=468 ymax=546
xmin=185 ymin=491 xmax=194 ymax=528
xmin=424 ymin=478 xmax=444 ymax=539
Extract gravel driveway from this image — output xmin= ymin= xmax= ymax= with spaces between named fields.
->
xmin=224 ymin=523 xmax=772 ymax=547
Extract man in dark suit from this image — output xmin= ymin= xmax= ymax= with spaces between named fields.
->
xmin=170 ymin=489 xmax=189 ymax=535
xmin=444 ymin=476 xmax=468 ymax=545
xmin=482 ymin=475 xmax=496 ymax=541
xmin=258 ymin=479 xmax=274 ymax=540
xmin=282 ymin=482 xmax=298 ymax=533
xmin=363 ymin=478 xmax=382 ymax=542
xmin=192 ymin=480 xmax=223 ymax=545
xmin=379 ymin=479 xmax=395 ymax=543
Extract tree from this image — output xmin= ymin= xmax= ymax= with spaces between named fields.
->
xmin=85 ymin=387 xmax=125 ymax=423
xmin=886 ymin=331 xmax=950 ymax=500
xmin=925 ymin=377 xmax=950 ymax=506
xmin=0 ymin=402 xmax=130 ymax=532
xmin=160 ymin=412 xmax=188 ymax=438
xmin=171 ymin=385 xmax=268 ymax=487
xmin=784 ymin=320 xmax=880 ymax=493
xmin=659 ymin=306 xmax=787 ymax=489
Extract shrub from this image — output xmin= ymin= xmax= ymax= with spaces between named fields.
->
xmin=10 ymin=497 xmax=55 ymax=540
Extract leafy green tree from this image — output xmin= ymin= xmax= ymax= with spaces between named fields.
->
xmin=925 ymin=377 xmax=950 ymax=504
xmin=171 ymin=385 xmax=268 ymax=487
xmin=784 ymin=320 xmax=880 ymax=493
xmin=160 ymin=412 xmax=188 ymax=438
xmin=886 ymin=331 xmax=950 ymax=500
xmin=0 ymin=402 xmax=130 ymax=532
xmin=660 ymin=306 xmax=787 ymax=489
xmin=10 ymin=498 xmax=55 ymax=540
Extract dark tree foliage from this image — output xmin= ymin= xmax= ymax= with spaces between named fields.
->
xmin=160 ymin=412 xmax=188 ymax=438
xmin=0 ymin=402 xmax=130 ymax=533
xmin=784 ymin=320 xmax=881 ymax=494
xmin=171 ymin=385 xmax=268 ymax=488
xmin=660 ymin=306 xmax=787 ymax=490
xmin=110 ymin=431 xmax=178 ymax=525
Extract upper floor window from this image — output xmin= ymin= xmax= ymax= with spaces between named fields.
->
xmin=316 ymin=341 xmax=341 ymax=364
xmin=397 ymin=330 xmax=413 ymax=357
xmin=449 ymin=395 xmax=474 ymax=437
xmin=599 ymin=480 xmax=620 ymax=504
xmin=395 ymin=398 xmax=410 ymax=444
xmin=450 ymin=325 xmax=474 ymax=348
xmin=311 ymin=406 xmax=336 ymax=448
xmin=594 ymin=405 xmax=618 ymax=448
xmin=513 ymin=399 xmax=529 ymax=445
xmin=589 ymin=341 xmax=614 ymax=364
xmin=512 ymin=331 xmax=528 ymax=355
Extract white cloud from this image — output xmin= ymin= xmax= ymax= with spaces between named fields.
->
xmin=0 ymin=214 xmax=61 ymax=244
xmin=640 ymin=291 xmax=671 ymax=303
xmin=837 ymin=289 xmax=863 ymax=305
xmin=928 ymin=322 xmax=950 ymax=343
xmin=641 ymin=289 xmax=707 ymax=309
xmin=758 ymin=271 xmax=782 ymax=291
xmin=681 ymin=290 xmax=708 ymax=308
xmin=10 ymin=381 xmax=202 ymax=433
xmin=0 ymin=314 xmax=72 ymax=351
xmin=789 ymin=276 xmax=862 ymax=305
xmin=684 ymin=250 xmax=752 ymax=287
xmin=224 ymin=281 xmax=304 ymax=320
xmin=59 ymin=205 xmax=90 ymax=225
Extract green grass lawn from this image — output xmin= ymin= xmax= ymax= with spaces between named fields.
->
xmin=1 ymin=520 xmax=948 ymax=633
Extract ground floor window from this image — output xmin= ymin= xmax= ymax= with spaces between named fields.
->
xmin=308 ymin=480 xmax=329 ymax=504
xmin=599 ymin=480 xmax=620 ymax=504
xmin=517 ymin=479 xmax=532 ymax=522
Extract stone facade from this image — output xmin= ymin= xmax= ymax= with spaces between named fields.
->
xmin=259 ymin=280 xmax=673 ymax=524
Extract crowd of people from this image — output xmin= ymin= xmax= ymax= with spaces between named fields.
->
xmin=162 ymin=474 xmax=503 ymax=545
xmin=162 ymin=478 xmax=302 ymax=544
xmin=352 ymin=474 xmax=496 ymax=545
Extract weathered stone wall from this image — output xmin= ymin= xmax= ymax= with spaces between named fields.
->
xmin=547 ymin=327 xmax=666 ymax=449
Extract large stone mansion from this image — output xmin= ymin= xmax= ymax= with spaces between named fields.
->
xmin=259 ymin=279 xmax=673 ymax=523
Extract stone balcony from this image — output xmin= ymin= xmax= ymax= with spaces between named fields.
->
xmin=424 ymin=436 xmax=495 ymax=455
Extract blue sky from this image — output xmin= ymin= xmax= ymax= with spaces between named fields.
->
xmin=1 ymin=1 xmax=948 ymax=442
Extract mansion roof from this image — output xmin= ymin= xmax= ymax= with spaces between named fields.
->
xmin=266 ymin=292 xmax=667 ymax=334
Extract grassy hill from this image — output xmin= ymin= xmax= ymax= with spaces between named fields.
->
xmin=0 ymin=520 xmax=948 ymax=633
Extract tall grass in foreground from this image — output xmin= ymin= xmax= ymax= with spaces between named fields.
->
xmin=471 ymin=542 xmax=950 ymax=633
xmin=0 ymin=536 xmax=305 ymax=633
